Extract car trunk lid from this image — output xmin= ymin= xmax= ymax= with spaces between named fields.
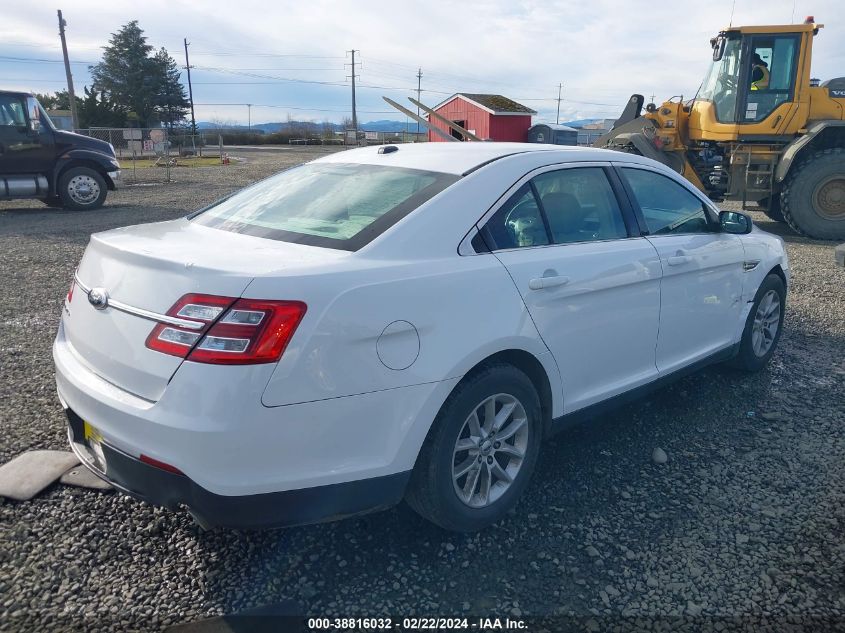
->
xmin=64 ymin=218 xmax=345 ymax=401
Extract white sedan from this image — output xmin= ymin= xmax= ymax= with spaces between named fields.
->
xmin=54 ymin=143 xmax=788 ymax=531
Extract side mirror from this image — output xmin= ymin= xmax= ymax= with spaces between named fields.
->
xmin=720 ymin=210 xmax=752 ymax=234
xmin=26 ymin=97 xmax=42 ymax=134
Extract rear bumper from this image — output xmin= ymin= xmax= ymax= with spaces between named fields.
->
xmin=65 ymin=408 xmax=410 ymax=529
xmin=54 ymin=319 xmax=455 ymax=527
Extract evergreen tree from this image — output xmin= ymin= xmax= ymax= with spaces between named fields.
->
xmin=151 ymin=47 xmax=190 ymax=129
xmin=91 ymin=20 xmax=185 ymax=127
xmin=77 ymin=86 xmax=124 ymax=128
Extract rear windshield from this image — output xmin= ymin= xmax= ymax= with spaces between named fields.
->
xmin=192 ymin=162 xmax=459 ymax=250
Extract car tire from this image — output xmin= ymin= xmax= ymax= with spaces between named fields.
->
xmin=405 ymin=363 xmax=543 ymax=532
xmin=58 ymin=166 xmax=108 ymax=211
xmin=730 ymin=274 xmax=786 ymax=372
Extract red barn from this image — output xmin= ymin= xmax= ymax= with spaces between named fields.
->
xmin=426 ymin=93 xmax=536 ymax=142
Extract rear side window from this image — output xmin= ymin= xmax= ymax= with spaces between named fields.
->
xmin=622 ymin=168 xmax=712 ymax=235
xmin=484 ymin=184 xmax=550 ymax=249
xmin=193 ymin=163 xmax=458 ymax=251
xmin=481 ymin=166 xmax=629 ymax=250
xmin=532 ymin=167 xmax=628 ymax=243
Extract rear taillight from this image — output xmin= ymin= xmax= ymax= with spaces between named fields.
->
xmin=145 ymin=294 xmax=236 ymax=358
xmin=145 ymin=294 xmax=306 ymax=365
xmin=189 ymin=298 xmax=306 ymax=365
xmin=67 ymin=275 xmax=75 ymax=304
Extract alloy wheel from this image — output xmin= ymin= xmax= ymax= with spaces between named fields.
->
xmin=751 ymin=289 xmax=781 ymax=357
xmin=451 ymin=393 xmax=529 ymax=508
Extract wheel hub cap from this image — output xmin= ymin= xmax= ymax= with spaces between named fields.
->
xmin=814 ymin=176 xmax=845 ymax=220
xmin=451 ymin=393 xmax=530 ymax=509
xmin=68 ymin=175 xmax=100 ymax=205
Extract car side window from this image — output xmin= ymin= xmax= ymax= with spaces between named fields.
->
xmin=484 ymin=184 xmax=549 ymax=249
xmin=622 ymin=168 xmax=712 ymax=235
xmin=0 ymin=95 xmax=25 ymax=127
xmin=532 ymin=167 xmax=628 ymax=243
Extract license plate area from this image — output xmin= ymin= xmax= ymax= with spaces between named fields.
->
xmin=66 ymin=409 xmax=108 ymax=473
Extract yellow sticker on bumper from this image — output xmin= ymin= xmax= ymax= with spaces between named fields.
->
xmin=83 ymin=421 xmax=103 ymax=444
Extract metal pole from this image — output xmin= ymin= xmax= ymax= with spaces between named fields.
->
xmin=556 ymin=83 xmax=562 ymax=125
xmin=165 ymin=129 xmax=171 ymax=183
xmin=57 ymin=10 xmax=79 ymax=130
xmin=416 ymin=68 xmax=422 ymax=135
xmin=247 ymin=104 xmax=251 ymax=132
xmin=183 ymin=38 xmax=196 ymax=135
xmin=349 ymin=50 xmax=358 ymax=137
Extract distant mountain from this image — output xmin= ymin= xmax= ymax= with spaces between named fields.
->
xmin=197 ymin=119 xmax=411 ymax=133
xmin=560 ymin=118 xmax=601 ymax=129
xmin=561 ymin=118 xmax=618 ymax=129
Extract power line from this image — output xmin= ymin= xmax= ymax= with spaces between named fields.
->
xmin=193 ymin=102 xmax=395 ymax=114
xmin=190 ymin=51 xmax=344 ymax=59
xmin=0 ymin=55 xmax=94 ymax=64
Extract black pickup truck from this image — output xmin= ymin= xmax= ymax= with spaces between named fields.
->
xmin=0 ymin=91 xmax=120 ymax=210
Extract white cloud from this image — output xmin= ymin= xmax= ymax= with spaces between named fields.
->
xmin=2 ymin=0 xmax=842 ymax=124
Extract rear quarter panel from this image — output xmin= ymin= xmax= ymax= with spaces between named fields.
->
xmin=250 ymin=253 xmax=560 ymax=415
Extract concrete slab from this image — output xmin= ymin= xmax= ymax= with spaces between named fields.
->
xmin=0 ymin=451 xmax=80 ymax=501
xmin=60 ymin=465 xmax=113 ymax=491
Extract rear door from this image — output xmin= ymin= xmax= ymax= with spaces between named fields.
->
xmin=617 ymin=164 xmax=746 ymax=374
xmin=479 ymin=163 xmax=663 ymax=413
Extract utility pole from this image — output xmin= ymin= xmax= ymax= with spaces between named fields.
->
xmin=416 ymin=68 xmax=423 ymax=135
xmin=347 ymin=50 xmax=359 ymax=137
xmin=183 ymin=38 xmax=197 ymax=135
xmin=57 ymin=10 xmax=79 ymax=130
xmin=649 ymin=93 xmax=656 ymax=104
xmin=556 ymin=83 xmax=563 ymax=125
xmin=247 ymin=104 xmax=252 ymax=131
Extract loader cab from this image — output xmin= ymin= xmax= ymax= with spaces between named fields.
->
xmin=689 ymin=23 xmax=816 ymax=141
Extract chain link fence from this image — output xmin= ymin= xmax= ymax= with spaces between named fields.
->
xmin=73 ymin=128 xmax=224 ymax=183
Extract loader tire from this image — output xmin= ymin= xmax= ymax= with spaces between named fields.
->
xmin=759 ymin=196 xmax=784 ymax=223
xmin=781 ymin=148 xmax=845 ymax=240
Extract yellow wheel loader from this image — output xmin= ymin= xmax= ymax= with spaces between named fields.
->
xmin=595 ymin=18 xmax=844 ymax=240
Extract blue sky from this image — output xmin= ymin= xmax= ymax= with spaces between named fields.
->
xmin=2 ymin=0 xmax=843 ymax=125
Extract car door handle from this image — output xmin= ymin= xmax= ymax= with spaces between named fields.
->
xmin=528 ymin=275 xmax=570 ymax=290
xmin=667 ymin=255 xmax=692 ymax=266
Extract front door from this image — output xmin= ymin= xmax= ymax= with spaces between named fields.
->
xmin=738 ymin=33 xmax=801 ymax=128
xmin=618 ymin=164 xmax=746 ymax=374
xmin=479 ymin=164 xmax=662 ymax=413
xmin=0 ymin=94 xmax=53 ymax=175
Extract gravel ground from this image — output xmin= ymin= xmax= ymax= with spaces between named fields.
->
xmin=1 ymin=148 xmax=844 ymax=632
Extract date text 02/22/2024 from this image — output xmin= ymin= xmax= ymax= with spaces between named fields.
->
xmin=306 ymin=617 xmax=528 ymax=630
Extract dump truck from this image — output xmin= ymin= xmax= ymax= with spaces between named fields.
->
xmin=595 ymin=18 xmax=844 ymax=240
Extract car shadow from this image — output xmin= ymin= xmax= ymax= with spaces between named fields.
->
xmin=180 ymin=318 xmax=845 ymax=622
